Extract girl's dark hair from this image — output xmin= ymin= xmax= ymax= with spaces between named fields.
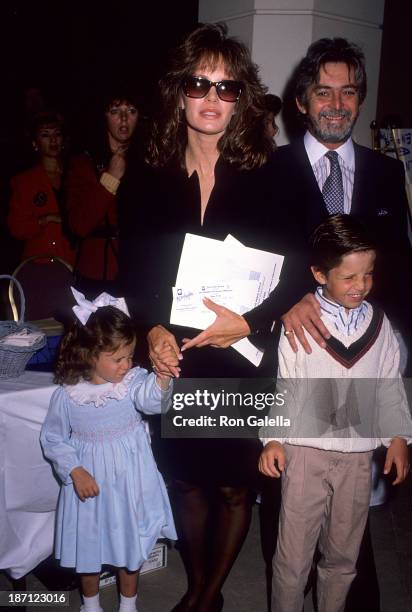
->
xmin=55 ymin=306 xmax=136 ymax=385
xmin=146 ymin=22 xmax=272 ymax=170
xmin=310 ymin=214 xmax=376 ymax=274
xmin=295 ymin=37 xmax=367 ymax=107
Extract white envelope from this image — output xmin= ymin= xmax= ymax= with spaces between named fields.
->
xmin=171 ymin=233 xmax=285 ymax=366
xmin=171 ymin=280 xmax=260 ymax=328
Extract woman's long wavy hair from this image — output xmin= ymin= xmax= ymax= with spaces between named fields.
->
xmin=55 ymin=306 xmax=136 ymax=385
xmin=146 ymin=23 xmax=272 ymax=170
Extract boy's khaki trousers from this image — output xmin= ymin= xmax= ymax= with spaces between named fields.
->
xmin=272 ymin=444 xmax=373 ymax=612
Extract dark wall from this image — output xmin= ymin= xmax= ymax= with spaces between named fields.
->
xmin=1 ymin=0 xmax=198 ymax=108
xmin=377 ymin=0 xmax=412 ymax=127
xmin=0 ymin=0 xmax=198 ymax=155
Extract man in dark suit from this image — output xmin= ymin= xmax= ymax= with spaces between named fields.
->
xmin=268 ymin=38 xmax=411 ymax=361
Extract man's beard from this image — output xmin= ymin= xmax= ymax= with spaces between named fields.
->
xmin=309 ymin=109 xmax=357 ymax=144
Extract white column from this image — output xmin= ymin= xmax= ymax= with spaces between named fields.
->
xmin=199 ymin=0 xmax=385 ymax=147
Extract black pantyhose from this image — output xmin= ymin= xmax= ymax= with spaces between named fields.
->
xmin=171 ymin=480 xmax=254 ymax=612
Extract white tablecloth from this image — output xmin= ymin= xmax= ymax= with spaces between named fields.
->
xmin=0 ymin=371 xmax=59 ymax=578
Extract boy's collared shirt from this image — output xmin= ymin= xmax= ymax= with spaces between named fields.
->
xmin=315 ymin=286 xmax=368 ymax=337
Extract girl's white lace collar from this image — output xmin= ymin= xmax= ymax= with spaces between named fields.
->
xmin=65 ymin=368 xmax=136 ymax=407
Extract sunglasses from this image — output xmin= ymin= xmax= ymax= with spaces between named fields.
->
xmin=182 ymin=76 xmax=242 ymax=102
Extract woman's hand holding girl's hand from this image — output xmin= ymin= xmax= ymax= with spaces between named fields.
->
xmin=148 ymin=325 xmax=182 ymax=378
xmin=70 ymin=466 xmax=100 ymax=501
xmin=154 ymin=343 xmax=178 ymax=387
xmin=154 ymin=342 xmax=180 ymax=387
xmin=259 ymin=441 xmax=286 ymax=478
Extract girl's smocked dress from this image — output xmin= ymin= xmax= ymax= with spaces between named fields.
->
xmin=41 ymin=367 xmax=177 ymax=573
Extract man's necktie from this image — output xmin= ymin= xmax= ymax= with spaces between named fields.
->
xmin=322 ymin=150 xmax=344 ymax=215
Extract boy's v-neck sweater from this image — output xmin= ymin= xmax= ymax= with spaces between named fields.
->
xmin=261 ymin=297 xmax=412 ymax=452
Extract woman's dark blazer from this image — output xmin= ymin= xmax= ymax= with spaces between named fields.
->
xmin=118 ymin=155 xmax=307 ymax=377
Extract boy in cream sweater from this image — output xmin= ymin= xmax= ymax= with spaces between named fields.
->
xmin=259 ymin=214 xmax=411 ymax=612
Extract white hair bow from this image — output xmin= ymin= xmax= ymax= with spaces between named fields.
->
xmin=71 ymin=287 xmax=130 ymax=325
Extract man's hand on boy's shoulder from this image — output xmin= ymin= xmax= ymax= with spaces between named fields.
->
xmin=384 ymin=437 xmax=410 ymax=485
xmin=259 ymin=441 xmax=286 ymax=478
xmin=281 ymin=293 xmax=330 ymax=354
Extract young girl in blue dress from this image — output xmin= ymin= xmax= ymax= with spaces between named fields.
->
xmin=41 ymin=289 xmax=177 ymax=612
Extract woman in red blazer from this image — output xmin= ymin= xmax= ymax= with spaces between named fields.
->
xmin=8 ymin=111 xmax=75 ymax=265
xmin=64 ymin=86 xmax=142 ymax=298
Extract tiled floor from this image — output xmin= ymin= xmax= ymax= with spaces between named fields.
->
xmin=1 ymin=474 xmax=411 ymax=612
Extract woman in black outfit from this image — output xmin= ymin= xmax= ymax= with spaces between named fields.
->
xmin=118 ymin=24 xmax=299 ymax=612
